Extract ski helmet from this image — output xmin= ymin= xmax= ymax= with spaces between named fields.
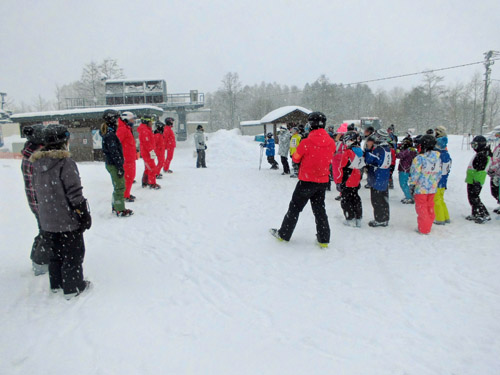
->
xmin=307 ymin=111 xmax=327 ymax=129
xmin=267 ymin=132 xmax=273 ymax=138
xmin=342 ymin=131 xmax=359 ymax=147
xmin=434 ymin=125 xmax=447 ymax=138
xmin=347 ymin=123 xmax=356 ymax=131
xmin=154 ymin=122 xmax=165 ymax=134
xmin=103 ymin=109 xmax=120 ymax=126
xmin=413 ymin=135 xmax=423 ymax=146
xmin=291 ymin=127 xmax=299 ymax=134
xmin=197 ymin=125 xmax=204 ymax=131
xmin=471 ymin=135 xmax=487 ymax=151
xmin=426 ymin=128 xmax=435 ymax=135
xmin=165 ymin=117 xmax=174 ymax=126
xmin=374 ymin=129 xmax=390 ymax=144
xmin=121 ymin=111 xmax=136 ymax=124
xmin=22 ymin=124 xmax=45 ymax=145
xmin=43 ymin=124 xmax=70 ymax=146
xmin=419 ymin=135 xmax=436 ymax=152
xmin=401 ymin=136 xmax=413 ymax=149
xmin=141 ymin=115 xmax=153 ymax=124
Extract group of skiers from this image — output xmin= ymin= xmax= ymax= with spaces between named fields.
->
xmin=19 ymin=109 xmax=180 ymax=300
xmin=100 ymin=109 xmax=177 ymax=217
xmin=269 ymin=112 xmax=500 ymax=247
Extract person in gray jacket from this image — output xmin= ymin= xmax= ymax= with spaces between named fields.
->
xmin=31 ymin=124 xmax=92 ymax=300
xmin=194 ymin=125 xmax=207 ymax=168
xmin=278 ymin=125 xmax=291 ymax=175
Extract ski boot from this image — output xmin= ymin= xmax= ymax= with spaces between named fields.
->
xmin=465 ymin=215 xmax=477 ymax=221
xmin=166 ymin=170 xmax=173 ymax=174
xmin=493 ymin=206 xmax=500 ymax=215
xmin=401 ymin=198 xmax=415 ymax=204
xmin=368 ymin=220 xmax=388 ymax=227
xmin=64 ymin=281 xmax=92 ymax=301
xmin=149 ymin=183 xmax=161 ymax=190
xmin=156 ymin=174 xmax=163 ymax=179
xmin=125 ymin=195 xmax=135 ymax=203
xmin=113 ymin=208 xmax=134 ymax=217
xmin=474 ymin=215 xmax=491 ymax=224
xmin=335 ymin=195 xmax=342 ymax=201
xmin=269 ymin=228 xmax=286 ymax=242
xmin=316 ymin=235 xmax=328 ymax=249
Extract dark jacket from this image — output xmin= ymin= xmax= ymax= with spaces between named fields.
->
xmin=365 ymin=143 xmax=392 ymax=191
xmin=31 ymin=149 xmax=86 ymax=232
xmin=396 ymin=147 xmax=417 ymax=173
xmin=21 ymin=141 xmax=40 ymax=216
xmin=100 ymin=123 xmax=124 ymax=168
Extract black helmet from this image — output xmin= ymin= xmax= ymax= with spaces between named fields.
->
xmin=307 ymin=111 xmax=327 ymax=129
xmin=342 ymin=131 xmax=359 ymax=147
xmin=103 ymin=109 xmax=120 ymax=126
xmin=401 ymin=136 xmax=413 ymax=149
xmin=23 ymin=124 xmax=45 ymax=145
xmin=197 ymin=125 xmax=204 ymax=130
xmin=419 ymin=135 xmax=436 ymax=152
xmin=165 ymin=117 xmax=174 ymax=126
xmin=426 ymin=128 xmax=435 ymax=135
xmin=155 ymin=122 xmax=165 ymax=133
xmin=414 ymin=135 xmax=423 ymax=146
xmin=43 ymin=124 xmax=70 ymax=146
xmin=347 ymin=123 xmax=356 ymax=131
xmin=471 ymin=135 xmax=487 ymax=151
xmin=266 ymin=132 xmax=273 ymax=138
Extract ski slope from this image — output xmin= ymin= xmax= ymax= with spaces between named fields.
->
xmin=1 ymin=131 xmax=499 ymax=375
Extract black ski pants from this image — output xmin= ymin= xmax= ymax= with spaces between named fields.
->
xmin=278 ymin=181 xmax=330 ymax=243
xmin=370 ymin=187 xmax=390 ymax=222
xmin=280 ymin=156 xmax=290 ymax=174
xmin=341 ymin=186 xmax=362 ymax=220
xmin=43 ymin=230 xmax=86 ymax=294
xmin=468 ymin=182 xmax=489 ymax=218
xmin=267 ymin=156 xmax=278 ymax=168
xmin=196 ymin=150 xmax=206 ymax=168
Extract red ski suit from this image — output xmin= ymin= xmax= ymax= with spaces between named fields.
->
xmin=154 ymin=133 xmax=166 ymax=176
xmin=334 ymin=148 xmax=362 ymax=187
xmin=163 ymin=126 xmax=176 ymax=172
xmin=293 ymin=128 xmax=336 ymax=183
xmin=116 ymin=118 xmax=137 ymax=198
xmin=137 ymin=123 xmax=156 ymax=185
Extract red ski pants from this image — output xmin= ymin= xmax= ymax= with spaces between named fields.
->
xmin=414 ymin=193 xmax=436 ymax=234
xmin=124 ymin=161 xmax=136 ymax=198
xmin=155 ymin=151 xmax=165 ymax=176
xmin=163 ymin=148 xmax=175 ymax=172
xmin=142 ymin=156 xmax=157 ymax=185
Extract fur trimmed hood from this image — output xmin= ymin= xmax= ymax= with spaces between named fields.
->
xmin=30 ymin=149 xmax=70 ymax=163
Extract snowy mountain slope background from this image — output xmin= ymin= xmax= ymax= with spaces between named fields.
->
xmin=1 ymin=131 xmax=499 ymax=375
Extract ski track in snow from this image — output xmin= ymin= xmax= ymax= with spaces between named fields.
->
xmin=1 ymin=131 xmax=499 ymax=375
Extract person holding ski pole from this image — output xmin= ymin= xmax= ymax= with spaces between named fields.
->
xmin=270 ymin=112 xmax=335 ymax=248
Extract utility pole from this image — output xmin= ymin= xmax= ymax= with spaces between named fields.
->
xmin=480 ymin=50 xmax=499 ymax=135
xmin=0 ymin=92 xmax=6 ymax=110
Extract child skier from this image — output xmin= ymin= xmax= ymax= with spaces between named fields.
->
xmin=101 ymin=109 xmax=133 ymax=216
xmin=21 ymin=124 xmax=50 ymax=275
xmin=138 ymin=115 xmax=161 ymax=189
xmin=487 ymin=129 xmax=500 ymax=214
xmin=434 ymin=126 xmax=452 ymax=225
xmin=290 ymin=127 xmax=301 ymax=177
xmin=466 ymin=135 xmax=492 ymax=223
xmin=270 ymin=112 xmax=335 ymax=248
xmin=278 ymin=126 xmax=291 ymax=175
xmin=335 ymin=131 xmax=364 ymax=227
xmin=396 ymin=137 xmax=417 ymax=204
xmin=364 ymin=130 xmax=392 ymax=227
xmin=154 ymin=121 xmax=166 ymax=179
xmin=31 ymin=124 xmax=92 ymax=300
xmin=116 ymin=111 xmax=137 ymax=203
xmin=408 ymin=135 xmax=442 ymax=234
xmin=163 ymin=117 xmax=176 ymax=173
xmin=261 ymin=133 xmax=279 ymax=170
xmin=194 ymin=125 xmax=207 ymax=168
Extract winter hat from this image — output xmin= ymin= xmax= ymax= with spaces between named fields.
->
xmin=436 ymin=136 xmax=448 ymax=150
xmin=426 ymin=128 xmax=435 ymax=135
xmin=388 ymin=124 xmax=395 ymax=132
xmin=197 ymin=125 xmax=204 ymax=130
xmin=435 ymin=126 xmax=447 ymax=138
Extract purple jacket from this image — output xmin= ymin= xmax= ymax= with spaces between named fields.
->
xmin=21 ymin=141 xmax=40 ymax=217
xmin=397 ymin=148 xmax=417 ymax=173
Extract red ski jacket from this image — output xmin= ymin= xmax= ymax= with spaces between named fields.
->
xmin=137 ymin=123 xmax=155 ymax=158
xmin=154 ymin=133 xmax=166 ymax=157
xmin=335 ymin=148 xmax=363 ymax=187
xmin=293 ymin=128 xmax=336 ymax=183
xmin=163 ymin=126 xmax=176 ymax=149
xmin=116 ymin=118 xmax=137 ymax=162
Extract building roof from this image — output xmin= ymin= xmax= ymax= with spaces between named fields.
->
xmin=10 ymin=105 xmax=164 ymax=123
xmin=240 ymin=120 xmax=262 ymax=127
xmin=260 ymin=106 xmax=312 ymax=124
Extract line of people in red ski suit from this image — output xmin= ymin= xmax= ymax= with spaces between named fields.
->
xmin=116 ymin=113 xmax=177 ymax=198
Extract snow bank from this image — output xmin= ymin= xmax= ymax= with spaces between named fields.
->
xmin=1 ymin=134 xmax=24 ymax=152
xmin=1 ymin=133 xmax=499 ymax=375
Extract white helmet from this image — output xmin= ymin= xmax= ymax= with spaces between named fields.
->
xmin=121 ymin=111 xmax=136 ymax=123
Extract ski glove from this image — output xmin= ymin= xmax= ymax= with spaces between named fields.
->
xmin=117 ymin=167 xmax=125 ymax=178
xmin=74 ymin=199 xmax=92 ymax=232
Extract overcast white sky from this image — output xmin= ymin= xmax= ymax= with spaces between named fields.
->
xmin=1 ymin=0 xmax=499 ymax=106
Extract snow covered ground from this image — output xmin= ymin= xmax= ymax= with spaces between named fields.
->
xmin=1 ymin=131 xmax=499 ymax=375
